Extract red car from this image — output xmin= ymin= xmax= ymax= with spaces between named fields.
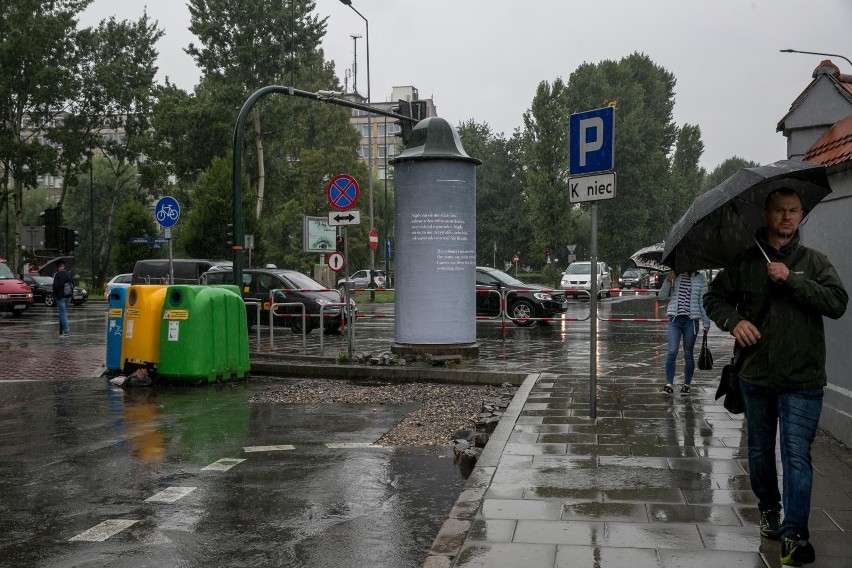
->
xmin=0 ymin=258 xmax=34 ymax=316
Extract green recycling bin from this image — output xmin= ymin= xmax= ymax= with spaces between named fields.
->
xmin=158 ymin=285 xmax=249 ymax=382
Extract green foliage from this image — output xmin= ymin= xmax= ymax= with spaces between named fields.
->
xmin=702 ymin=156 xmax=760 ymax=192
xmin=181 ymin=155 xmax=257 ymax=260
xmin=110 ymin=199 xmax=158 ymax=273
xmin=457 ymin=120 xmax=529 ymax=268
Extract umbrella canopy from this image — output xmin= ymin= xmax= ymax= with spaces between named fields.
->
xmin=629 ymin=242 xmax=670 ymax=271
xmin=662 ymin=160 xmax=831 ymax=272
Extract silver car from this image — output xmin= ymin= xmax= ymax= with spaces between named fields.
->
xmin=560 ymin=261 xmax=612 ymax=299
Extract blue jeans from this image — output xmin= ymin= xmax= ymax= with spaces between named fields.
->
xmin=57 ymin=296 xmax=69 ymax=334
xmin=665 ymin=315 xmax=698 ymax=385
xmin=740 ymin=379 xmax=823 ymax=539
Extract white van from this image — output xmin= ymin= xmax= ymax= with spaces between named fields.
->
xmin=560 ymin=261 xmax=612 ymax=299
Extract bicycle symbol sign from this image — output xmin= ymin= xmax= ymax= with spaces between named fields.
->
xmin=326 ymin=174 xmax=359 ymax=211
xmin=155 ymin=196 xmax=180 ymax=228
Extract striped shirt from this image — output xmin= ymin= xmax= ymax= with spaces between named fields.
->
xmin=677 ymin=274 xmax=692 ymax=316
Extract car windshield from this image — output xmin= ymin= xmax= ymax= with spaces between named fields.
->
xmin=623 ymin=271 xmax=639 ymax=278
xmin=34 ymin=276 xmax=54 ymax=285
xmin=0 ymin=262 xmax=14 ymax=279
xmin=565 ymin=263 xmax=591 ymax=275
xmin=481 ymin=268 xmax=525 ymax=286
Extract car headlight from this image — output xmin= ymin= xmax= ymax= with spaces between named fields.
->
xmin=533 ymin=292 xmax=553 ymax=301
xmin=315 ymin=298 xmax=332 ymax=306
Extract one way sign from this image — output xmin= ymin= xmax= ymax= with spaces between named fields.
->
xmin=327 ymin=210 xmax=361 ymax=226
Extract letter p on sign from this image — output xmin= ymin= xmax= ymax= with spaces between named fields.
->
xmin=569 ymin=107 xmax=615 ymax=175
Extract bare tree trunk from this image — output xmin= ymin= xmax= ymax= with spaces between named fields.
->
xmin=253 ymin=108 xmax=265 ymax=219
xmin=96 ymin=168 xmax=123 ymax=286
xmin=10 ymin=177 xmax=23 ymax=272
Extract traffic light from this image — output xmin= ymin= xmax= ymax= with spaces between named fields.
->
xmin=336 ymin=235 xmax=345 ymax=252
xmin=42 ymin=205 xmax=62 ymax=250
xmin=395 ymin=100 xmax=413 ymax=145
xmin=61 ymin=227 xmax=79 ymax=253
xmin=226 ymin=223 xmax=234 ymax=247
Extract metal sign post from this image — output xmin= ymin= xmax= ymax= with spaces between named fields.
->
xmin=154 ymin=196 xmax=180 ymax=284
xmin=569 ymin=106 xmax=615 ymax=422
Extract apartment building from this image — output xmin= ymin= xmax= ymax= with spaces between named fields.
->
xmin=345 ymin=85 xmax=437 ymax=180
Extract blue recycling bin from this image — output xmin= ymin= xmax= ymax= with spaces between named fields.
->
xmin=106 ymin=287 xmax=127 ymax=372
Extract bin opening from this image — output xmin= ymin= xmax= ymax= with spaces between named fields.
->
xmin=170 ymin=289 xmax=183 ymax=307
xmin=128 ymin=288 xmax=137 ymax=306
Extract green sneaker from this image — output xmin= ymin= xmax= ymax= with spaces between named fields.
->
xmin=758 ymin=508 xmax=781 ymax=540
xmin=781 ymin=533 xmax=815 ymax=566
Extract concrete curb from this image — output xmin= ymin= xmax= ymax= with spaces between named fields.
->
xmin=249 ymin=355 xmax=529 ymax=386
xmin=423 ymin=372 xmax=542 ymax=567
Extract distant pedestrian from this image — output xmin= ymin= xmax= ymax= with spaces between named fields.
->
xmin=52 ymin=260 xmax=74 ymax=337
xmin=659 ymin=271 xmax=711 ymax=394
xmin=704 ymin=187 xmax=847 ymax=566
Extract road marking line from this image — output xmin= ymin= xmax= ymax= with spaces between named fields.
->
xmin=144 ymin=486 xmax=197 ymax=503
xmin=325 ymin=442 xmax=385 ymax=449
xmin=201 ymin=458 xmax=245 ymax=471
xmin=243 ymin=444 xmax=296 ymax=453
xmin=69 ymin=519 xmax=138 ymax=542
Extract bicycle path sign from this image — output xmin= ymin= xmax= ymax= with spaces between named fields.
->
xmin=326 ymin=174 xmax=359 ymax=211
xmin=155 ymin=196 xmax=180 ymax=228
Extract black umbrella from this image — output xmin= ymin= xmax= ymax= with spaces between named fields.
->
xmin=662 ymin=160 xmax=831 ymax=273
xmin=629 ymin=242 xmax=670 ymax=271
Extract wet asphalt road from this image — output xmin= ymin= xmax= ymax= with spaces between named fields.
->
xmin=0 ymin=303 xmax=470 ymax=567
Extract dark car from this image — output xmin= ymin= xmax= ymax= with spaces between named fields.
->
xmin=201 ymin=268 xmax=347 ymax=334
xmin=0 ymin=259 xmax=33 ymax=316
xmin=618 ymin=268 xmax=649 ymax=289
xmin=476 ymin=266 xmax=567 ymax=326
xmin=19 ymin=274 xmax=88 ymax=306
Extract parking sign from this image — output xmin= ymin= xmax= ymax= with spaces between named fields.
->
xmin=569 ymin=107 xmax=615 ymax=175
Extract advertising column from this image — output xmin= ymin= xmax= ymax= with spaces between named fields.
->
xmin=390 ymin=117 xmax=481 ymax=353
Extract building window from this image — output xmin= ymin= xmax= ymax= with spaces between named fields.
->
xmin=377 ymin=123 xmax=387 ymax=137
xmin=359 ymin=144 xmax=370 ymax=158
xmin=377 ymin=145 xmax=386 ymax=158
xmin=378 ymin=167 xmax=386 ymax=180
xmin=386 ymin=143 xmax=396 ymax=156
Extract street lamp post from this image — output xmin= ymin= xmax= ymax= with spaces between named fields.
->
xmin=340 ymin=0 xmax=374 ymax=270
xmin=780 ymin=48 xmax=852 ymax=69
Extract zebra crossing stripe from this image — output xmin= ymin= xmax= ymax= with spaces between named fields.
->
xmin=69 ymin=519 xmax=138 ymax=542
xmin=325 ymin=442 xmax=385 ymax=449
xmin=144 ymin=486 xmax=197 ymax=504
xmin=201 ymin=458 xmax=245 ymax=471
xmin=243 ymin=444 xmax=295 ymax=453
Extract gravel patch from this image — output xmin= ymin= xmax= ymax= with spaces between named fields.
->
xmin=251 ymin=379 xmax=516 ymax=447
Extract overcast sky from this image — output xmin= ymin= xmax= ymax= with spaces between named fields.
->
xmin=80 ymin=0 xmax=852 ymax=171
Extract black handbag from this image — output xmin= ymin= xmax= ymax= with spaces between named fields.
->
xmin=715 ymin=360 xmax=744 ymax=414
xmin=697 ymin=330 xmax=713 ymax=370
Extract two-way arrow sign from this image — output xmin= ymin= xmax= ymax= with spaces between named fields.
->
xmin=327 ymin=210 xmax=361 ymax=226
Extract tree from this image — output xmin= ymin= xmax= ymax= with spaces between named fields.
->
xmin=87 ymin=14 xmax=164 ymax=287
xmin=702 ymin=156 xmax=760 ymax=192
xmin=186 ymin=0 xmax=327 ymax=219
xmin=562 ymin=53 xmax=681 ymax=264
xmin=668 ymin=123 xmax=706 ymax=231
xmin=110 ymin=199 xmax=158 ymax=274
xmin=457 ymin=120 xmax=529 ymax=268
xmin=0 ymin=0 xmax=91 ymax=269
xmin=521 ymin=79 xmax=573 ymax=271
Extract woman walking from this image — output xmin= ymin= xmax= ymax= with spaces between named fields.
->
xmin=659 ymin=271 xmax=711 ymax=394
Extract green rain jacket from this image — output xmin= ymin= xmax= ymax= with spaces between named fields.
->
xmin=703 ymin=229 xmax=847 ymax=389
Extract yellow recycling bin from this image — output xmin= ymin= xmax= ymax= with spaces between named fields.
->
xmin=121 ymin=285 xmax=168 ymax=374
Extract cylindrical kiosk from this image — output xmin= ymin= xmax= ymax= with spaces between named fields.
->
xmin=390 ymin=117 xmax=481 ymax=357
xmin=105 ymin=287 xmax=128 ymax=372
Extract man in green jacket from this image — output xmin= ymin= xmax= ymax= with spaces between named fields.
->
xmin=704 ymin=187 xmax=847 ymax=567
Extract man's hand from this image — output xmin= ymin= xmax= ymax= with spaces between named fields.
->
xmin=767 ymin=262 xmax=790 ymax=282
xmin=732 ymin=320 xmax=761 ymax=347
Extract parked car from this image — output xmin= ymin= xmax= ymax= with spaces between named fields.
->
xmin=476 ymin=266 xmax=567 ymax=326
xmin=0 ymin=259 xmax=33 ymax=316
xmin=201 ymin=267 xmax=350 ymax=334
xmin=132 ymin=258 xmax=232 ymax=285
xmin=647 ymin=270 xmax=666 ymax=290
xmin=560 ymin=261 xmax=612 ymax=298
xmin=19 ymin=274 xmax=88 ymax=306
xmin=104 ymin=273 xmax=133 ymax=299
xmin=337 ymin=269 xmax=386 ymax=292
xmin=618 ymin=268 xmax=649 ymax=289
